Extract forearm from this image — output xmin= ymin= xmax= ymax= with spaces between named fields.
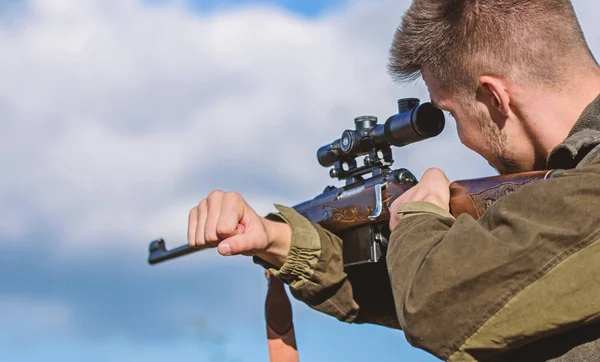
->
xmin=254 ymin=204 xmax=399 ymax=328
xmin=255 ymin=217 xmax=292 ymax=269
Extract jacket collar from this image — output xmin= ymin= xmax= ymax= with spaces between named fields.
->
xmin=547 ymin=93 xmax=600 ymax=169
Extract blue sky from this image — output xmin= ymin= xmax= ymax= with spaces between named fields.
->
xmin=0 ymin=0 xmax=598 ymax=362
xmin=158 ymin=0 xmax=348 ymax=16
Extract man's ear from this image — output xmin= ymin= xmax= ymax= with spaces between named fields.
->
xmin=478 ymin=76 xmax=511 ymax=117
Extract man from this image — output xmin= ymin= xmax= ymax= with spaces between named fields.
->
xmin=187 ymin=0 xmax=600 ymax=360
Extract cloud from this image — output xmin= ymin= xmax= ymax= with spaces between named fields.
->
xmin=1 ymin=0 xmax=599 ymax=254
xmin=0 ymin=0 xmax=475 ymax=255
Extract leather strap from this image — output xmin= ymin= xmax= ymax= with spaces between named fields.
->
xmin=265 ymin=271 xmax=299 ymax=362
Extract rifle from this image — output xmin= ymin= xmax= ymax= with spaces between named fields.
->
xmin=147 ymin=98 xmax=557 ymax=361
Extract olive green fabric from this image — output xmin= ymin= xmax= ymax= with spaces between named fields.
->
xmin=396 ymin=201 xmax=456 ymax=222
xmin=255 ymin=94 xmax=600 ymax=361
xmin=260 ymin=204 xmax=321 ymax=288
xmin=548 ymin=93 xmax=600 ymax=169
xmin=256 ymin=205 xmax=362 ymax=322
xmin=386 ymin=160 xmax=600 ymax=359
xmin=447 ymin=238 xmax=600 ymax=362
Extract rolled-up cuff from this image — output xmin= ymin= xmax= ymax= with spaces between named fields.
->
xmin=254 ymin=204 xmax=321 ymax=289
xmin=396 ymin=201 xmax=455 ymax=223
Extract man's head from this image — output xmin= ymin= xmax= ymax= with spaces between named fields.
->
xmin=389 ymin=0 xmax=600 ymax=173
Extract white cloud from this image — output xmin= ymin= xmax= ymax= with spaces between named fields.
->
xmin=0 ymin=0 xmax=598 ymax=258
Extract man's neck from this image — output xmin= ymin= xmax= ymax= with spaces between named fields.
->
xmin=519 ymin=72 xmax=600 ymax=165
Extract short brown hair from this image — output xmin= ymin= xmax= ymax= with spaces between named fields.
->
xmin=389 ymin=0 xmax=598 ymax=92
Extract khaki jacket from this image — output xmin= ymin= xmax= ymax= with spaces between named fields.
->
xmin=256 ymin=94 xmax=600 ymax=361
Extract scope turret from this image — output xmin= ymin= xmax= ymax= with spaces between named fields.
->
xmin=317 ymin=98 xmax=445 ymax=168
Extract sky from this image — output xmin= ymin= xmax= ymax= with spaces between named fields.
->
xmin=0 ymin=0 xmax=598 ymax=361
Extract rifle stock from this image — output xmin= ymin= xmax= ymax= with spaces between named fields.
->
xmin=449 ymin=170 xmax=559 ymax=219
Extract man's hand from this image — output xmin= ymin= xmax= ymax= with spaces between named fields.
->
xmin=188 ymin=191 xmax=291 ymax=268
xmin=389 ymin=168 xmax=451 ymax=231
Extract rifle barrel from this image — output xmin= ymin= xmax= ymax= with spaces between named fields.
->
xmin=148 ymin=239 xmax=202 ymax=264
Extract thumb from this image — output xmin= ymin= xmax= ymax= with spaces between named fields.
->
xmin=218 ymin=232 xmax=260 ymax=256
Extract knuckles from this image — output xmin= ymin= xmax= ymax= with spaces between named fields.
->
xmin=423 ymin=168 xmax=450 ymax=183
xmin=204 ymin=229 xmax=219 ymax=243
xmin=193 ymin=199 xmax=207 ymax=213
xmin=207 ymin=189 xmax=224 ymax=203
xmin=223 ymin=191 xmax=243 ymax=203
xmin=215 ymin=223 xmax=233 ymax=238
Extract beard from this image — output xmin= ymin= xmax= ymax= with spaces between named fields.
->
xmin=472 ymin=107 xmax=522 ymax=175
xmin=492 ymin=153 xmax=521 ymax=175
xmin=486 ymin=128 xmax=521 ymax=174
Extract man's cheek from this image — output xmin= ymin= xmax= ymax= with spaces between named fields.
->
xmin=458 ymin=127 xmax=485 ymax=156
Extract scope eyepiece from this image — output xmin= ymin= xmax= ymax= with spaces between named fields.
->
xmin=316 ymin=98 xmax=445 ymax=168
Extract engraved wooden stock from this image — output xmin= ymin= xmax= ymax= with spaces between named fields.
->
xmin=449 ymin=170 xmax=553 ymax=219
xmin=293 ymin=175 xmax=414 ymax=233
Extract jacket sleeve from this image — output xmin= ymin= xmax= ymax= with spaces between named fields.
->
xmin=386 ymin=163 xmax=600 ymax=360
xmin=254 ymin=204 xmax=400 ymax=329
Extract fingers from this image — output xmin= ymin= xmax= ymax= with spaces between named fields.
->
xmin=195 ymin=200 xmax=208 ymax=246
xmin=422 ymin=168 xmax=451 ymax=206
xmin=216 ymin=192 xmax=245 ymax=240
xmin=188 ymin=199 xmax=207 ymax=248
xmin=188 ymin=190 xmax=268 ymax=256
xmin=422 ymin=168 xmax=450 ymax=186
xmin=188 ymin=205 xmax=198 ymax=246
xmin=389 ymin=189 xmax=413 ymax=231
xmin=422 ymin=167 xmax=446 ymax=179
xmin=203 ymin=190 xmax=224 ymax=244
xmin=389 ymin=168 xmax=451 ymax=221
xmin=188 ymin=191 xmax=249 ymax=250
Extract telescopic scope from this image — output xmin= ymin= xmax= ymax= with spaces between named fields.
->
xmin=317 ymin=98 xmax=445 ymax=167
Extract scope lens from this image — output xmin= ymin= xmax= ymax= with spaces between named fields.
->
xmin=412 ymin=103 xmax=445 ymax=138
